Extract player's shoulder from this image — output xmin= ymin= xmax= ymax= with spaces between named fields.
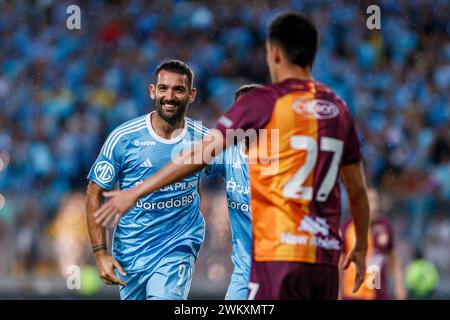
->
xmin=314 ymin=81 xmax=350 ymax=112
xmin=112 ymin=114 xmax=148 ymax=132
xmin=185 ymin=116 xmax=209 ymax=136
xmin=107 ymin=114 xmax=148 ymax=141
xmin=102 ymin=115 xmax=148 ymax=157
xmin=241 ymin=84 xmax=279 ymax=102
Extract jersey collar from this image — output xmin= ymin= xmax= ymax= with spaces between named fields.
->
xmin=146 ymin=111 xmax=188 ymax=144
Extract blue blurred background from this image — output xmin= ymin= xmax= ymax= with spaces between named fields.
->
xmin=0 ymin=0 xmax=448 ymax=299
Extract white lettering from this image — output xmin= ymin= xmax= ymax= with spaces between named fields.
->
xmin=66 ymin=5 xmax=81 ymax=30
xmin=280 ymin=232 xmax=340 ymax=250
xmin=366 ymin=5 xmax=381 ymax=30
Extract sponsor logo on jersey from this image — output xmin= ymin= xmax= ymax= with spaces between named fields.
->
xmin=292 ymin=98 xmax=339 ymax=120
xmin=226 ymin=179 xmax=251 ymax=194
xmin=140 ymin=158 xmax=153 ymax=168
xmin=279 ymin=216 xmax=340 ymax=251
xmin=136 ymin=191 xmax=197 ymax=210
xmin=183 ymin=139 xmax=198 ymax=145
xmin=133 ymin=140 xmax=156 ymax=146
xmin=298 ymin=216 xmax=329 ymax=237
xmin=159 ymin=180 xmax=198 ymax=192
xmin=227 ymin=199 xmax=252 ymax=213
xmin=280 ymin=232 xmax=340 ymax=251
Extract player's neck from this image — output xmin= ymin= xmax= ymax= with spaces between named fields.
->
xmin=274 ymin=65 xmax=313 ymax=83
xmin=151 ymin=112 xmax=185 ymax=140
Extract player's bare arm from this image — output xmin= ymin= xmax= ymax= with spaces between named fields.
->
xmin=94 ymin=129 xmax=228 ymax=227
xmin=86 ymin=181 xmax=127 ymax=286
xmin=340 ymin=161 xmax=370 ymax=293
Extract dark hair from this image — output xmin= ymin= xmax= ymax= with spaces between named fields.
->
xmin=268 ymin=12 xmax=318 ymax=68
xmin=234 ymin=83 xmax=263 ymax=101
xmin=154 ymin=60 xmax=194 ymax=88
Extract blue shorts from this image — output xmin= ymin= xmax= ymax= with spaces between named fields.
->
xmin=225 ymin=270 xmax=249 ymax=300
xmin=117 ymin=251 xmax=196 ymax=300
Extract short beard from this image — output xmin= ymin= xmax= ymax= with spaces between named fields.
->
xmin=155 ymin=99 xmax=188 ymax=125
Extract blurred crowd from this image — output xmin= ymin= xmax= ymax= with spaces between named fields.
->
xmin=0 ymin=0 xmax=449 ymax=298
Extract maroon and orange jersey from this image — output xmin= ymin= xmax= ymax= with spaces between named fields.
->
xmin=341 ymin=215 xmax=395 ymax=300
xmin=216 ymin=78 xmax=361 ymax=266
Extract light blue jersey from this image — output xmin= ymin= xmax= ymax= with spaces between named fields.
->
xmin=88 ymin=111 xmax=208 ymax=299
xmin=205 ymin=143 xmax=252 ymax=300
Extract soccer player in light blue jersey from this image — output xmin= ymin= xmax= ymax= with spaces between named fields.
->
xmin=204 ymin=84 xmax=262 ymax=300
xmin=85 ymin=60 xmax=209 ymax=300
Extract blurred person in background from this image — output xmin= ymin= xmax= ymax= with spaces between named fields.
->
xmin=14 ymin=198 xmax=41 ymax=276
xmin=204 ymin=83 xmax=262 ymax=300
xmin=340 ymin=187 xmax=406 ymax=300
xmin=49 ymin=193 xmax=89 ymax=276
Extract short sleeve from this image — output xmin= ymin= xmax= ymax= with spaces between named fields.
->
xmin=215 ymin=87 xmax=277 ymax=135
xmin=87 ymin=134 xmax=122 ymax=190
xmin=341 ymin=114 xmax=362 ymax=165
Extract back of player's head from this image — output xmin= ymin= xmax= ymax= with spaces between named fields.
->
xmin=268 ymin=12 xmax=318 ymax=68
xmin=234 ymin=84 xmax=263 ymax=102
xmin=155 ymin=60 xmax=194 ymax=88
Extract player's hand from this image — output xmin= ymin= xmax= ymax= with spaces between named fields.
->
xmin=94 ymin=189 xmax=139 ymax=228
xmin=343 ymin=247 xmax=367 ymax=293
xmin=94 ymin=252 xmax=127 ymax=286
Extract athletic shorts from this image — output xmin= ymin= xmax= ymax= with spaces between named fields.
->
xmin=249 ymin=260 xmax=338 ymax=300
xmin=116 ymin=251 xmax=195 ymax=300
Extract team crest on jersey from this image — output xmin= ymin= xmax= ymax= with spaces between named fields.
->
xmin=292 ymin=98 xmax=339 ymax=120
xmin=94 ymin=161 xmax=115 ymax=184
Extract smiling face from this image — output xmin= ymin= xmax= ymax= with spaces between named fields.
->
xmin=149 ymin=70 xmax=196 ymax=124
